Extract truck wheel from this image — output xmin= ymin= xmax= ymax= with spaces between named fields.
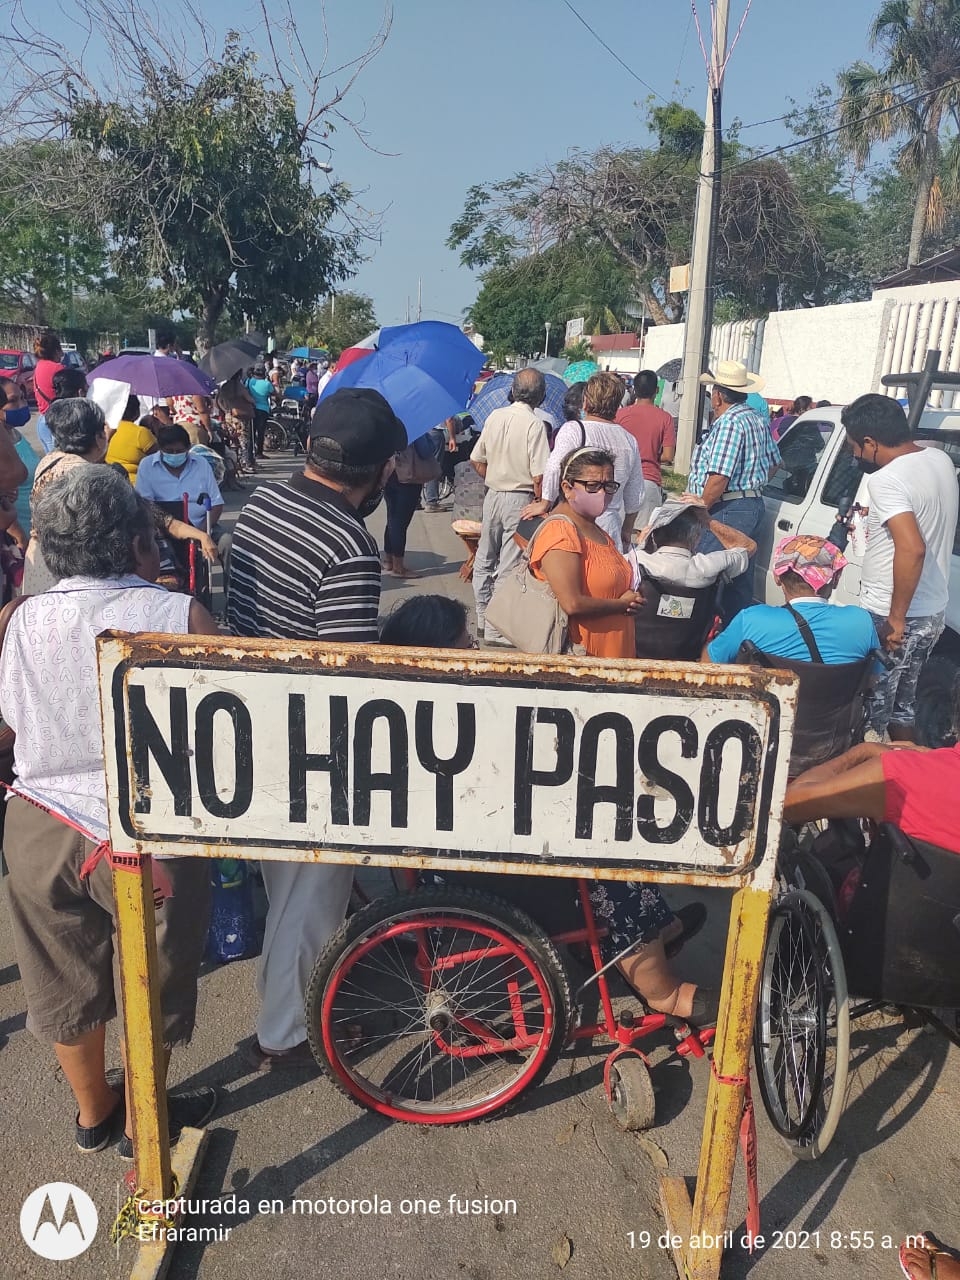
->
xmin=915 ymin=653 xmax=960 ymax=747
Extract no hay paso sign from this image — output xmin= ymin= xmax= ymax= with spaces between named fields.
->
xmin=98 ymin=636 xmax=796 ymax=884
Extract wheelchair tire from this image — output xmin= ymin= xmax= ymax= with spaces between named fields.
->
xmin=263 ymin=418 xmax=289 ymax=452
xmin=607 ymin=1052 xmax=656 ymax=1132
xmin=305 ymin=885 xmax=572 ymax=1124
xmin=754 ymin=889 xmax=850 ymax=1160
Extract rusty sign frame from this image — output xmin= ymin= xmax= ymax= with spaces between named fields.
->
xmin=96 ymin=635 xmax=797 ymax=1280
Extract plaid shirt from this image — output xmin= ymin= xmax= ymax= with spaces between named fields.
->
xmin=688 ymin=402 xmax=781 ymax=495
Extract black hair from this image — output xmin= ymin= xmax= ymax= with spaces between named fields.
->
xmin=791 ymin=395 xmax=813 ymax=416
xmin=559 ymin=447 xmax=615 ymax=483
xmin=380 ymin=595 xmax=469 ymax=648
xmin=51 ymin=367 xmax=87 ymax=399
xmin=155 ymin=423 xmax=192 ymax=451
xmin=156 ymin=330 xmax=176 ymax=350
xmin=633 ymin=369 xmax=659 ymax=400
xmin=649 ymin=507 xmax=703 ymax=551
xmin=840 ymin=393 xmax=911 ymax=446
xmin=124 ymin=394 xmax=141 ymax=421
xmin=0 ymin=384 xmax=6 ymax=410
xmin=563 ymin=381 xmax=587 ymax=423
xmin=714 ymin=385 xmax=748 ymax=406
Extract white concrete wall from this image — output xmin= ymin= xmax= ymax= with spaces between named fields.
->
xmin=873 ymin=281 xmax=960 ymax=304
xmin=641 ymin=318 xmax=764 ymax=376
xmin=758 ymin=300 xmax=888 ymax=403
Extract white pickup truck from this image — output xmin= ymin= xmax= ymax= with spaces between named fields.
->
xmin=753 ymin=404 xmax=960 ymax=746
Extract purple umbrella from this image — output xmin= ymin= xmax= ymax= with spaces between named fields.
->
xmin=88 ymin=354 xmax=215 ymax=398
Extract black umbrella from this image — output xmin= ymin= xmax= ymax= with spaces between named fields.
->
xmin=200 ymin=335 xmax=265 ymax=382
xmin=656 ymin=357 xmax=682 ymax=382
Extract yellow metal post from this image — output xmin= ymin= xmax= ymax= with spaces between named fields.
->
xmin=659 ymin=884 xmax=771 ymax=1280
xmin=113 ymin=855 xmax=172 ymax=1200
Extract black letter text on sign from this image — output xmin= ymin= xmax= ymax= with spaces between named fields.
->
xmin=353 ymin=700 xmax=409 ymax=828
xmin=288 ymin=694 xmax=349 ymax=825
xmin=698 ymin=721 xmax=763 ymax=847
xmin=636 ymin=716 xmax=697 ymax=844
xmin=128 ymin=685 xmax=192 ymax=817
xmin=575 ymin=713 xmax=635 ymax=841
xmin=513 ymin=707 xmax=576 ymax=837
xmin=194 ymin=692 xmax=254 ymax=820
xmin=414 ymin=701 xmax=476 ymax=831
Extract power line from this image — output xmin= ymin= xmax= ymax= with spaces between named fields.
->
xmin=558 ymin=0 xmax=668 ymax=102
xmin=724 ymin=74 xmax=960 ymax=174
xmin=735 ymin=74 xmax=942 ymax=134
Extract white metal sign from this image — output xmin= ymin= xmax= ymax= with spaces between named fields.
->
xmin=98 ymin=637 xmax=795 ymax=885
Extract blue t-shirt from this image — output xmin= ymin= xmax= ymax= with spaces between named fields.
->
xmin=246 ymin=377 xmax=274 ymax=413
xmin=708 ymin=597 xmax=879 ymax=665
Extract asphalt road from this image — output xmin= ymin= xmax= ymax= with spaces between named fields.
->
xmin=1 ymin=451 xmax=958 ymax=1280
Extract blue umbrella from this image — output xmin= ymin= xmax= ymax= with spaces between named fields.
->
xmin=288 ymin=346 xmax=329 ymax=360
xmin=469 ymin=372 xmax=569 ymax=431
xmin=319 ymin=321 xmax=484 ymax=443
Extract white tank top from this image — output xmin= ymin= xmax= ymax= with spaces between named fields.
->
xmin=0 ymin=576 xmax=193 ymax=838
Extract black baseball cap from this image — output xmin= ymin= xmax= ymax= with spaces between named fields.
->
xmin=309 ymin=388 xmax=407 ymax=467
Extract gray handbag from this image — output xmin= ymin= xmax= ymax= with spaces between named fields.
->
xmin=484 ymin=514 xmax=579 ymax=654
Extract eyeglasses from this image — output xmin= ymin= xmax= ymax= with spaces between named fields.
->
xmin=570 ymin=479 xmax=620 ymax=495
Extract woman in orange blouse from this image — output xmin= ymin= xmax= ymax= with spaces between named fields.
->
xmin=528 ymin=447 xmax=641 ymax=658
xmin=528 ymin=447 xmax=716 ymax=1025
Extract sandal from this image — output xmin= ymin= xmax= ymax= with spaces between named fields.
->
xmin=665 ymin=986 xmax=721 ymax=1031
xmin=900 ymin=1233 xmax=960 ymax=1280
xmin=664 ymin=902 xmax=708 ymax=960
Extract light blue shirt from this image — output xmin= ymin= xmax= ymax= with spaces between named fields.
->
xmin=708 ymin=597 xmax=879 ymax=665
xmin=135 ymin=452 xmax=222 ymax=528
xmin=688 ymin=402 xmax=780 ymax=495
xmin=246 ymin=377 xmax=274 ymax=413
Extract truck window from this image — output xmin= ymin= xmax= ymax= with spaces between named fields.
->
xmin=764 ymin=420 xmax=832 ymax=505
xmin=820 ymin=445 xmax=861 ymax=513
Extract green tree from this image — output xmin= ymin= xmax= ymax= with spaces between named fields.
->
xmin=838 ymin=0 xmax=960 ymax=266
xmin=292 ymin=292 xmax=378 ymax=358
xmin=449 ymin=104 xmax=828 ymax=325
xmin=3 ymin=1 xmax=390 ymax=349
xmin=0 ymin=144 xmax=108 ymax=327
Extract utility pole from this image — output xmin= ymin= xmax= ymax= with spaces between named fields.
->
xmin=406 ymin=296 xmax=411 ymax=324
xmin=544 ymin=321 xmax=551 ymax=358
xmin=417 ymin=277 xmax=422 ymax=323
xmin=675 ymin=0 xmax=731 ymax=474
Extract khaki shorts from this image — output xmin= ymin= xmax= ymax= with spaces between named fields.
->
xmin=3 ymin=797 xmax=211 ymax=1046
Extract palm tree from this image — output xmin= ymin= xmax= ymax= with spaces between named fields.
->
xmin=838 ymin=0 xmax=960 ymax=266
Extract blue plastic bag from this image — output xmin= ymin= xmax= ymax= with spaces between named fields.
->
xmin=206 ymin=858 xmax=257 ymax=963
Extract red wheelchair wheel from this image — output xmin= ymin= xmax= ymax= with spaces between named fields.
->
xmin=306 ymin=886 xmax=571 ymax=1124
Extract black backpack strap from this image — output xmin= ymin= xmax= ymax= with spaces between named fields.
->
xmin=578 ymin=421 xmax=586 ymax=447
xmin=784 ymin=603 xmax=824 ymax=664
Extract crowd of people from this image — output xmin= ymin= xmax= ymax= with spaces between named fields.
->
xmin=0 ymin=331 xmax=958 ymax=1280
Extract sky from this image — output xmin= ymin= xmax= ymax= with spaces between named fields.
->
xmin=205 ymin=0 xmax=882 ymax=329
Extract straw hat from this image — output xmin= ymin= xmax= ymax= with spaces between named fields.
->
xmin=698 ymin=359 xmax=765 ymax=392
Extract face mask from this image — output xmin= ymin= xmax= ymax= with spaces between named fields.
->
xmin=4 ymin=406 xmax=29 ymax=428
xmin=853 ymin=446 xmax=880 ymax=475
xmin=161 ymin=452 xmax=188 ymax=468
xmin=357 ymin=486 xmax=385 ymax=518
xmin=565 ymin=485 xmax=610 ymax=519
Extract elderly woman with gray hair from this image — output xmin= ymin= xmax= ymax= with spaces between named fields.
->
xmin=22 ymin=398 xmax=218 ymax=594
xmin=0 ymin=466 xmax=220 ymax=1160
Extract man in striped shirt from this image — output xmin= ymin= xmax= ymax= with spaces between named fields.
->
xmin=687 ymin=360 xmax=781 ymax=622
xmin=227 ymin=387 xmax=406 ymax=1069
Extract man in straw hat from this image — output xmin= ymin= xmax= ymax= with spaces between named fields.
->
xmin=686 ymin=359 xmax=781 ymax=621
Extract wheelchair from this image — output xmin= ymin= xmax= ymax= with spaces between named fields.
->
xmin=153 ymin=497 xmax=214 ymax=612
xmin=756 ymin=821 xmax=960 ymax=1160
xmin=305 ymin=869 xmax=714 ymax=1128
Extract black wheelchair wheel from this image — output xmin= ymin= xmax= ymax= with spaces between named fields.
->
xmin=754 ymin=889 xmax=850 ymax=1160
xmin=263 ymin=418 xmax=289 ymax=452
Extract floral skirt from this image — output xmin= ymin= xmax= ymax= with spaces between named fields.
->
xmin=588 ymin=880 xmax=673 ymax=962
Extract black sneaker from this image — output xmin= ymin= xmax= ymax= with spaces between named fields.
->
xmin=75 ymin=1095 xmax=123 ymax=1153
xmin=118 ymin=1086 xmax=218 ymax=1160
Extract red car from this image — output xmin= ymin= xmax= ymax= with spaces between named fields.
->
xmin=0 ymin=350 xmax=37 ymax=402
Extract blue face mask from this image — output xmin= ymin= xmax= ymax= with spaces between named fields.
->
xmin=161 ymin=451 xmax=188 ymax=468
xmin=4 ymin=406 xmax=30 ymax=428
